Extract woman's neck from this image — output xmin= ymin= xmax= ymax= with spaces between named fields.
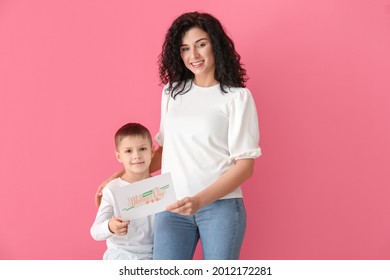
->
xmin=194 ymin=76 xmax=219 ymax=88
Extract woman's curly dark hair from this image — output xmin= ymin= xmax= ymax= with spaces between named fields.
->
xmin=158 ymin=12 xmax=248 ymax=98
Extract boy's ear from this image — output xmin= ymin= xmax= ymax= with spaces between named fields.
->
xmin=115 ymin=151 xmax=122 ymax=163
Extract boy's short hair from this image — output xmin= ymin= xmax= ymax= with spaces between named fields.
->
xmin=115 ymin=123 xmax=153 ymax=150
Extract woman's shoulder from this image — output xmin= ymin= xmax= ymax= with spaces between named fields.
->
xmin=225 ymin=86 xmax=252 ymax=95
xmin=162 ymin=80 xmax=192 ymax=95
xmin=224 ymin=86 xmax=257 ymax=110
xmin=225 ymin=86 xmax=254 ymax=101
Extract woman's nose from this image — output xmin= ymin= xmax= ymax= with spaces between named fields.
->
xmin=191 ymin=48 xmax=200 ymax=58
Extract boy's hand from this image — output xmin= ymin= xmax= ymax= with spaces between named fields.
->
xmin=108 ymin=217 xmax=130 ymax=235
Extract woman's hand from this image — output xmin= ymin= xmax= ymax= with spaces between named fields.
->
xmin=95 ymin=169 xmax=126 ymax=207
xmin=95 ymin=180 xmax=109 ymax=207
xmin=166 ymin=196 xmax=202 ymax=215
xmin=108 ymin=217 xmax=130 ymax=235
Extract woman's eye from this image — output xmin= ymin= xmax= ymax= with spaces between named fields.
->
xmin=197 ymin=42 xmax=206 ymax=48
xmin=180 ymin=47 xmax=189 ymax=52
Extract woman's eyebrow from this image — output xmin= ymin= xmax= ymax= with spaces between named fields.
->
xmin=181 ymin=38 xmax=208 ymax=46
xmin=195 ymin=38 xmax=208 ymax=43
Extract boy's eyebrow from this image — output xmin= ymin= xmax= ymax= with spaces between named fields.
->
xmin=123 ymin=144 xmax=148 ymax=149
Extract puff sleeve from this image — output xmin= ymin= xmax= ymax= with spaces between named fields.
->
xmin=154 ymin=86 xmax=170 ymax=147
xmin=228 ymin=88 xmax=261 ymax=160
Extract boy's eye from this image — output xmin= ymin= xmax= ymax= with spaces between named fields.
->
xmin=140 ymin=147 xmax=147 ymax=151
xmin=125 ymin=149 xmax=132 ymax=153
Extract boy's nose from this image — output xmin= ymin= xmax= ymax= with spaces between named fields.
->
xmin=132 ymin=151 xmax=140 ymax=158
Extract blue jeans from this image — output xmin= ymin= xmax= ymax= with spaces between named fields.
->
xmin=153 ymin=198 xmax=246 ymax=260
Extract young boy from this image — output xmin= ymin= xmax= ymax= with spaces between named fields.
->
xmin=90 ymin=123 xmax=155 ymax=260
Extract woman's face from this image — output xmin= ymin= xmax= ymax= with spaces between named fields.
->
xmin=180 ymin=27 xmax=216 ymax=85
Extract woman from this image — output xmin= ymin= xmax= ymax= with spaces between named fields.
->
xmin=96 ymin=11 xmax=261 ymax=260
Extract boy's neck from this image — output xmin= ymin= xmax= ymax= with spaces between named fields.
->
xmin=121 ymin=172 xmax=151 ymax=183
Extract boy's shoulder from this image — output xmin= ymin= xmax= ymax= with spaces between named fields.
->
xmin=103 ymin=178 xmax=127 ymax=194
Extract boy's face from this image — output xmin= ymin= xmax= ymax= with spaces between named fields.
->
xmin=116 ymin=135 xmax=153 ymax=177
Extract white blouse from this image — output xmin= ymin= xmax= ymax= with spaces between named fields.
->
xmin=155 ymin=83 xmax=261 ymax=200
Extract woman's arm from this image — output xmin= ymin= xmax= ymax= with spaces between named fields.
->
xmin=95 ymin=169 xmax=125 ymax=207
xmin=149 ymin=146 xmax=163 ymax=174
xmin=166 ymin=158 xmax=255 ymax=215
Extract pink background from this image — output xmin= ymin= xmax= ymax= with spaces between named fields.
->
xmin=1 ymin=0 xmax=389 ymax=259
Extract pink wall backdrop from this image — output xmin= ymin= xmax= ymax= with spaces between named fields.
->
xmin=1 ymin=0 xmax=389 ymax=259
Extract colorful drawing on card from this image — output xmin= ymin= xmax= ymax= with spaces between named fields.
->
xmin=122 ymin=184 xmax=170 ymax=211
xmin=111 ymin=173 xmax=176 ymax=220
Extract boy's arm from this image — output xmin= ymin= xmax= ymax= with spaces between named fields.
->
xmin=91 ymin=188 xmax=118 ymax=240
